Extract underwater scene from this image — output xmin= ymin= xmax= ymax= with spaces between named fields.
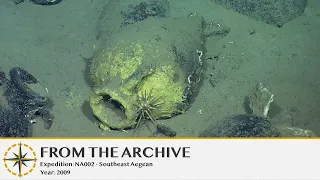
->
xmin=0 ymin=0 xmax=319 ymax=138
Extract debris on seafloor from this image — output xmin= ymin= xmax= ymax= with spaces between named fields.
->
xmin=278 ymin=126 xmax=316 ymax=137
xmin=248 ymin=83 xmax=274 ymax=118
xmin=247 ymin=82 xmax=317 ymax=137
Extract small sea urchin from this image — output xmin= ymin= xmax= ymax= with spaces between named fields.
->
xmin=134 ymin=89 xmax=163 ymax=131
xmin=133 ymin=89 xmax=177 ymax=137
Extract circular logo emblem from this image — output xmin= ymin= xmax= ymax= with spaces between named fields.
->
xmin=3 ymin=142 xmax=37 ymax=177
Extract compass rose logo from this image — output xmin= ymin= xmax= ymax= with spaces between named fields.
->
xmin=3 ymin=142 xmax=37 ymax=177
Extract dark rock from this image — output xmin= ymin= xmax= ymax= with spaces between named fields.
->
xmin=30 ymin=0 xmax=63 ymax=6
xmin=96 ymin=0 xmax=170 ymax=40
xmin=12 ymin=0 xmax=63 ymax=5
xmin=214 ymin=0 xmax=307 ymax=27
xmin=121 ymin=0 xmax=169 ymax=27
xmin=199 ymin=114 xmax=280 ymax=137
xmin=0 ymin=67 xmax=54 ymax=137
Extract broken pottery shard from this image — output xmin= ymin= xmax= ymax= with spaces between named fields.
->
xmin=248 ymin=83 xmax=274 ymax=118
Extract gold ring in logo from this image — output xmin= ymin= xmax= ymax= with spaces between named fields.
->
xmin=3 ymin=142 xmax=37 ymax=177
